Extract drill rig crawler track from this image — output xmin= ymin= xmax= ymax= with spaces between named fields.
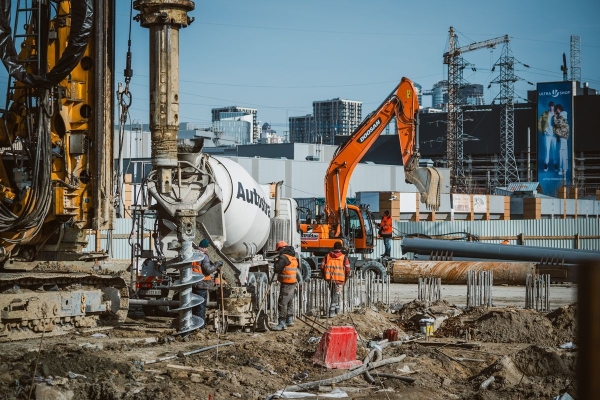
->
xmin=0 ymin=269 xmax=128 ymax=342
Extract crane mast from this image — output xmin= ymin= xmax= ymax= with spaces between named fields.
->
xmin=444 ymin=27 xmax=509 ymax=193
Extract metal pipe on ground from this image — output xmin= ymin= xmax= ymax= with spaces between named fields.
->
xmin=402 ymin=237 xmax=600 ymax=265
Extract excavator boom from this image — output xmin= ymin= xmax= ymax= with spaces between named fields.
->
xmin=324 ymin=77 xmax=442 ymax=228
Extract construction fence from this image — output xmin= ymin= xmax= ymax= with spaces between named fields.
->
xmin=262 ymin=274 xmax=391 ymax=323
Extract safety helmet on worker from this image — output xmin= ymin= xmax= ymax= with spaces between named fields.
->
xmin=276 ymin=240 xmax=288 ymax=250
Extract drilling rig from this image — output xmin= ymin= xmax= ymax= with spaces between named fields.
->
xmin=0 ymin=0 xmax=127 ymax=341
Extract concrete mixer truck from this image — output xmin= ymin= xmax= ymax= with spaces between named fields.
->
xmin=131 ymin=141 xmax=302 ymax=332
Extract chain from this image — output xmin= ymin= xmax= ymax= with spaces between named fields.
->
xmin=114 ymin=0 xmax=135 ymax=215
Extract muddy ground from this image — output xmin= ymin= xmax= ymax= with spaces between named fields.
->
xmin=0 ymin=301 xmax=578 ymax=399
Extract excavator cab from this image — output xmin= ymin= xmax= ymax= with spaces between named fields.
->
xmin=342 ymin=205 xmax=375 ymax=253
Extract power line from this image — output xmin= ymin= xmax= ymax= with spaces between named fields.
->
xmin=195 ymin=21 xmax=446 ymax=38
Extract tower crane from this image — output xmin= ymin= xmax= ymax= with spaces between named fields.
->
xmin=443 ymin=27 xmax=509 ymax=193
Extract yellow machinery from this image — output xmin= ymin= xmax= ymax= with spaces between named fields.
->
xmin=0 ymin=0 xmax=127 ymax=341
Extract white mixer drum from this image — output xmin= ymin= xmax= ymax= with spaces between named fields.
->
xmin=207 ymin=156 xmax=271 ymax=258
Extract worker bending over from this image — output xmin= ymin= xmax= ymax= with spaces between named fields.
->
xmin=321 ymin=242 xmax=350 ymax=317
xmin=272 ymin=240 xmax=299 ymax=331
xmin=192 ymin=239 xmax=222 ymax=330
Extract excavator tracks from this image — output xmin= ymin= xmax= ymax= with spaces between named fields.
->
xmin=0 ymin=272 xmax=129 ymax=342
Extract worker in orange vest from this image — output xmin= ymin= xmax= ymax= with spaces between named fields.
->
xmin=321 ymin=241 xmax=350 ymax=317
xmin=191 ymin=239 xmax=221 ymax=330
xmin=378 ymin=210 xmax=393 ymax=258
xmin=272 ymin=240 xmax=299 ymax=331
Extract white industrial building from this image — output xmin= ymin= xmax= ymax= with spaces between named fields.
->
xmin=114 ymin=137 xmax=452 ymax=212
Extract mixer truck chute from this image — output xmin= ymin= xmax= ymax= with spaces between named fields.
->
xmin=300 ymin=78 xmax=442 ymax=269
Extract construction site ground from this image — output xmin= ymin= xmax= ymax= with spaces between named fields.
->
xmin=0 ymin=284 xmax=578 ymax=400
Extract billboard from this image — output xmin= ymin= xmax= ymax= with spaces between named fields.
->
xmin=537 ymin=82 xmax=574 ymax=196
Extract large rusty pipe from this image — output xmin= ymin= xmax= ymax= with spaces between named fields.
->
xmin=390 ymin=260 xmax=536 ymax=285
xmin=402 ymin=237 xmax=600 ymax=264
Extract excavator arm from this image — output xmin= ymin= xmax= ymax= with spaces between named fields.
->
xmin=324 ymin=77 xmax=442 ymax=229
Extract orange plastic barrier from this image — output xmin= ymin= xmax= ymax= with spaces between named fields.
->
xmin=312 ymin=326 xmax=362 ymax=369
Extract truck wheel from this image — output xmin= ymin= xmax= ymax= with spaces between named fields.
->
xmin=360 ymin=261 xmax=387 ymax=279
xmin=300 ymin=259 xmax=311 ymax=282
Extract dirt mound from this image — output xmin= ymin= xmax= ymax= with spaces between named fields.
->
xmin=547 ymin=303 xmax=577 ymax=344
xmin=331 ymin=307 xmax=405 ymax=341
xmin=436 ymin=308 xmax=565 ymax=345
xmin=472 ymin=309 xmax=556 ymax=345
xmin=512 ymin=345 xmax=576 ymax=378
xmin=394 ymin=299 xmax=429 ymax=322
xmin=474 ymin=345 xmax=577 ymax=398
xmin=394 ymin=300 xmax=461 ymax=334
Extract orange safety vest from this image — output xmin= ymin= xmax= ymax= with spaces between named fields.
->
xmin=192 ymin=258 xmax=212 ymax=281
xmin=323 ymin=254 xmax=346 ymax=283
xmin=379 ymin=215 xmax=393 ymax=235
xmin=277 ymin=254 xmax=298 ymax=284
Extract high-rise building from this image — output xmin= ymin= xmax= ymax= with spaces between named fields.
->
xmin=211 ymin=106 xmax=258 ymax=142
xmin=289 ymin=114 xmax=314 ymax=143
xmin=214 ymin=116 xmax=252 ymax=145
xmin=430 ymin=81 xmax=485 ymax=110
xmin=459 ymin=84 xmax=485 ymax=105
xmin=414 ymin=82 xmax=423 ymax=106
xmin=432 ymin=80 xmax=449 ymax=110
xmin=313 ymin=98 xmax=362 ymax=145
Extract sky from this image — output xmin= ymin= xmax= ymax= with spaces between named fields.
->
xmin=2 ymin=0 xmax=600 ymax=135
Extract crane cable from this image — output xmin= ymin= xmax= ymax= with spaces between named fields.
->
xmin=115 ymin=0 xmax=135 ymax=216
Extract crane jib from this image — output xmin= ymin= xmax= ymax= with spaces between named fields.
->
xmin=357 ymin=118 xmax=381 ymax=144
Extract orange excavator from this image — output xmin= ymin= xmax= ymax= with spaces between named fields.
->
xmin=299 ymin=77 xmax=442 ymax=277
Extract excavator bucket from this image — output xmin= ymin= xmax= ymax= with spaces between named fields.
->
xmin=405 ymin=167 xmax=443 ymax=211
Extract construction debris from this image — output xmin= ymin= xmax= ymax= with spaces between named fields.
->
xmin=0 ymin=299 xmax=579 ymax=399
